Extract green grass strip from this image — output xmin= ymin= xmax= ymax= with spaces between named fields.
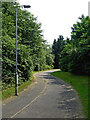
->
xmin=2 ymin=69 xmax=53 ymax=100
xmin=50 ymin=71 xmax=89 ymax=118
xmin=2 ymin=70 xmax=52 ymax=100
xmin=2 ymin=76 xmax=33 ymax=100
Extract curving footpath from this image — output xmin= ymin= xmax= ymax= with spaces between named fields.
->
xmin=2 ymin=70 xmax=85 ymax=118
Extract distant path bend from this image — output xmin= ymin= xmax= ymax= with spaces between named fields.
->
xmin=2 ymin=70 xmax=84 ymax=118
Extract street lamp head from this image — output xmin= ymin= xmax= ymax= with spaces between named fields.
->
xmin=24 ymin=5 xmax=31 ymax=8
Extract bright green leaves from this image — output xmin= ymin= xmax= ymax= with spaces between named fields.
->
xmin=63 ymin=15 xmax=90 ymax=75
xmin=2 ymin=2 xmax=54 ymax=89
xmin=52 ymin=15 xmax=90 ymax=75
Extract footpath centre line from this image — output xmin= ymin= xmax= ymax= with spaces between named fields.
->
xmin=10 ymin=81 xmax=47 ymax=118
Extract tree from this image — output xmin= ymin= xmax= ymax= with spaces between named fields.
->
xmin=59 ymin=15 xmax=90 ymax=75
xmin=52 ymin=35 xmax=65 ymax=68
xmin=2 ymin=1 xmax=54 ymax=89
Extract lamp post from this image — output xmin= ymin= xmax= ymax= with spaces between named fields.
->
xmin=15 ymin=5 xmax=31 ymax=96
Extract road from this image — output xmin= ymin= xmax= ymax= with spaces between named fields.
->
xmin=2 ymin=70 xmax=84 ymax=118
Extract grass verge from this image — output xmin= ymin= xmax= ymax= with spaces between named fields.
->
xmin=2 ymin=69 xmax=53 ymax=100
xmin=2 ymin=74 xmax=34 ymax=100
xmin=44 ymin=80 xmax=46 ymax=83
xmin=50 ymin=70 xmax=89 ymax=118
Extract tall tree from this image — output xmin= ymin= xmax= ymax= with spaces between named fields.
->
xmin=52 ymin=35 xmax=65 ymax=68
xmin=2 ymin=1 xmax=54 ymax=89
xmin=59 ymin=15 xmax=90 ymax=75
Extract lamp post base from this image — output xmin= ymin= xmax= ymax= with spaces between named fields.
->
xmin=15 ymin=74 xmax=18 ymax=96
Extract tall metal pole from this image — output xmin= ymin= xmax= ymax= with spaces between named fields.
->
xmin=15 ymin=7 xmax=18 ymax=96
xmin=15 ymin=5 xmax=31 ymax=96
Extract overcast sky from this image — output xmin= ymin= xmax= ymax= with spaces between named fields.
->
xmin=17 ymin=0 xmax=89 ymax=44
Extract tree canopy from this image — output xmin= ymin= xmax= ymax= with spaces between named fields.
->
xmin=52 ymin=15 xmax=90 ymax=75
xmin=2 ymin=1 xmax=54 ymax=89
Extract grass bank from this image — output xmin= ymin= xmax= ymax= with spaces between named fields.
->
xmin=2 ymin=74 xmax=34 ymax=100
xmin=50 ymin=71 xmax=89 ymax=118
xmin=2 ymin=69 xmax=53 ymax=100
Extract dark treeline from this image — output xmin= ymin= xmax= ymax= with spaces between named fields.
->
xmin=52 ymin=15 xmax=90 ymax=75
xmin=2 ymin=2 xmax=54 ymax=89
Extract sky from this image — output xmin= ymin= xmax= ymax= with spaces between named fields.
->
xmin=17 ymin=0 xmax=89 ymax=44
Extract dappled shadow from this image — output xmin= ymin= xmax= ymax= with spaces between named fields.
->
xmin=57 ymin=88 xmax=84 ymax=118
xmin=39 ymin=74 xmax=56 ymax=79
xmin=39 ymin=72 xmax=72 ymax=86
xmin=36 ymin=71 xmax=84 ymax=118
xmin=39 ymin=74 xmax=63 ymax=85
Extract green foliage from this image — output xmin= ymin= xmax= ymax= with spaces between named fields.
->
xmin=52 ymin=35 xmax=65 ymax=68
xmin=52 ymin=15 xmax=90 ymax=75
xmin=2 ymin=2 xmax=54 ymax=90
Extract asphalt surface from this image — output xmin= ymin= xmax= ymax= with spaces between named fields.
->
xmin=2 ymin=70 xmax=84 ymax=118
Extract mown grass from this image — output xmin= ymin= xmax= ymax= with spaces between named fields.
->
xmin=2 ymin=75 xmax=34 ymax=100
xmin=44 ymin=80 xmax=46 ymax=83
xmin=2 ymin=69 xmax=53 ymax=100
xmin=51 ymin=71 xmax=89 ymax=118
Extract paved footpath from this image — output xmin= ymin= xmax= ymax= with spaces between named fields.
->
xmin=2 ymin=70 xmax=85 ymax=118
